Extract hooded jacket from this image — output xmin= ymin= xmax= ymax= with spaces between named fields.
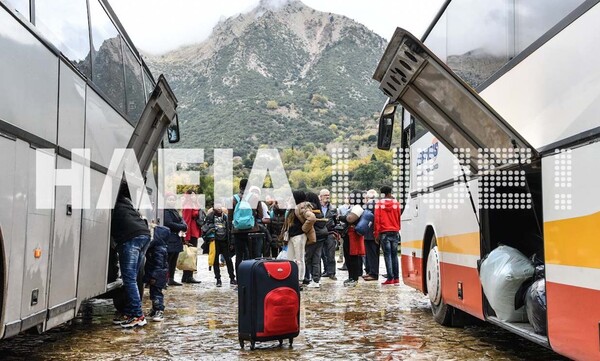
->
xmin=111 ymin=195 xmax=150 ymax=244
xmin=374 ymin=198 xmax=401 ymax=239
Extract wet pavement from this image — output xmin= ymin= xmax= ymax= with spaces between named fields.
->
xmin=1 ymin=254 xmax=567 ymax=361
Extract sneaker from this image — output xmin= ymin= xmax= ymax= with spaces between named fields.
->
xmin=328 ymin=275 xmax=337 ymax=281
xmin=183 ymin=278 xmax=201 ymax=284
xmin=120 ymin=315 xmax=147 ymax=328
xmin=112 ymin=312 xmax=128 ymax=325
xmin=307 ymin=282 xmax=320 ymax=289
xmin=321 ymin=272 xmax=329 ymax=277
xmin=363 ymin=275 xmax=378 ymax=281
xmin=168 ymin=280 xmax=183 ymax=286
xmin=152 ymin=310 xmax=164 ymax=322
xmin=343 ymin=279 xmax=357 ymax=287
xmin=147 ymin=309 xmax=157 ymax=318
xmin=230 ymin=279 xmax=237 ymax=285
xmin=393 ymin=278 xmax=400 ymax=284
xmin=216 ymin=280 xmax=222 ymax=287
xmin=302 ymin=279 xmax=311 ymax=285
xmin=382 ymin=279 xmax=395 ymax=285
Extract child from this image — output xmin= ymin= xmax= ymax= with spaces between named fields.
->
xmin=202 ymin=205 xmax=236 ymax=287
xmin=143 ymin=225 xmax=170 ymax=321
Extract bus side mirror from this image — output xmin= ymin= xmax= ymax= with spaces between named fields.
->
xmin=167 ymin=113 xmax=180 ymax=143
xmin=377 ymin=103 xmax=396 ymax=150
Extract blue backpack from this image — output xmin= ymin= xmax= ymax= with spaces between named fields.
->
xmin=355 ymin=208 xmax=374 ymax=236
xmin=233 ymin=194 xmax=255 ymax=230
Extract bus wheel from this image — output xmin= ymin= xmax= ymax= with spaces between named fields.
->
xmin=426 ymin=234 xmax=453 ymax=326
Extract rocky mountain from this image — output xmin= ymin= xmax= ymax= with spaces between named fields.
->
xmin=146 ymin=0 xmax=388 ymax=157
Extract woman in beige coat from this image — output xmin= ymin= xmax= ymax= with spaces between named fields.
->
xmin=285 ymin=191 xmax=316 ymax=284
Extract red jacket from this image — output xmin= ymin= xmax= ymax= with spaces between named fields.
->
xmin=182 ymin=207 xmax=201 ymax=240
xmin=374 ymin=198 xmax=401 ymax=239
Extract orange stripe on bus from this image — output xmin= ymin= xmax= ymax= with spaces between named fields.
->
xmin=401 ymin=240 xmax=424 ymax=249
xmin=438 ymin=232 xmax=480 ymax=256
xmin=545 ymin=211 xmax=600 ymax=269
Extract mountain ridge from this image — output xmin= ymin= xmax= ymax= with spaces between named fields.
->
xmin=145 ymin=0 xmax=387 ymax=156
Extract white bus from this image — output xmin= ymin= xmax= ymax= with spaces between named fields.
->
xmin=0 ymin=0 xmax=179 ymax=337
xmin=373 ymin=1 xmax=600 ymax=360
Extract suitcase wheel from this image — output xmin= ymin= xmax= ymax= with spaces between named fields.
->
xmin=250 ymin=341 xmax=256 ymax=350
xmin=278 ymin=339 xmax=283 ymax=347
xmin=239 ymin=339 xmax=244 ymax=349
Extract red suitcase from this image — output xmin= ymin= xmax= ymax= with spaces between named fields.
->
xmin=237 ymin=259 xmax=300 ymax=350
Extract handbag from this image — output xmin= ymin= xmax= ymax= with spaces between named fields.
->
xmin=177 ymin=244 xmax=198 ymax=271
xmin=348 ymin=226 xmax=365 ymax=256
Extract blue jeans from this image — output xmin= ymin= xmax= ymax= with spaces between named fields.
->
xmin=380 ymin=232 xmax=400 ymax=280
xmin=117 ymin=234 xmax=151 ymax=317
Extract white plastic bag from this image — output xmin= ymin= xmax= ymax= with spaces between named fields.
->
xmin=479 ymin=245 xmax=534 ymax=322
xmin=276 ymin=245 xmax=288 ymax=260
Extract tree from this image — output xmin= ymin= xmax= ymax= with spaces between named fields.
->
xmin=351 ymin=160 xmax=392 ymax=190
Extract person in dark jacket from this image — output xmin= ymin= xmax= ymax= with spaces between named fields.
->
xmin=111 ymin=181 xmax=151 ymax=328
xmin=319 ymin=189 xmax=338 ymax=280
xmin=202 ymin=204 xmax=236 ymax=287
xmin=304 ymin=192 xmax=328 ymax=288
xmin=362 ymin=189 xmax=380 ymax=281
xmin=143 ymin=225 xmax=169 ymax=321
xmin=164 ymin=193 xmax=188 ymax=286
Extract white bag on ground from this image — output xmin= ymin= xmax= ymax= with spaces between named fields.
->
xmin=479 ymin=245 xmax=534 ymax=322
xmin=277 ymin=245 xmax=288 ymax=260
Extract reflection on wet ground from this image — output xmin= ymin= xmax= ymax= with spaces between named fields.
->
xmin=1 ymin=255 xmax=567 ymax=361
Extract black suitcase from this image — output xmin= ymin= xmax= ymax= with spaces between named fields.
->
xmin=238 ymin=258 xmax=300 ymax=350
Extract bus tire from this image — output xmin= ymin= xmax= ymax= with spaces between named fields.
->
xmin=426 ymin=234 xmax=453 ymax=326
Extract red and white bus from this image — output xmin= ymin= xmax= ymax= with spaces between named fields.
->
xmin=373 ymin=1 xmax=600 ymax=360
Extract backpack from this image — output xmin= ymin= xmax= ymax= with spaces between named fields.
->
xmin=233 ymin=194 xmax=255 ymax=230
xmin=213 ymin=214 xmax=228 ymax=241
xmin=355 ymin=208 xmax=374 ymax=236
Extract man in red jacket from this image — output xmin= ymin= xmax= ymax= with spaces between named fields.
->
xmin=374 ymin=186 xmax=401 ymax=285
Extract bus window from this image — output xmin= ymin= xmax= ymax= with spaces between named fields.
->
xmin=446 ymin=0 xmax=511 ymax=88
xmin=89 ymin=0 xmax=126 ymax=113
xmin=34 ymin=0 xmax=91 ymax=78
xmin=5 ymin=0 xmax=29 ymax=21
xmin=515 ymin=0 xmax=585 ymax=52
xmin=122 ymin=43 xmax=145 ymax=124
xmin=143 ymin=71 xmax=154 ymax=101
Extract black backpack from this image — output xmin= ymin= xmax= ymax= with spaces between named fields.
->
xmin=213 ymin=214 xmax=228 ymax=242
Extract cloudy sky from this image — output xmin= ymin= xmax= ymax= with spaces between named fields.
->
xmin=109 ymin=0 xmax=445 ymax=54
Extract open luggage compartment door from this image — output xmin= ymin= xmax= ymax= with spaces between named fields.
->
xmin=373 ymin=28 xmax=537 ymax=174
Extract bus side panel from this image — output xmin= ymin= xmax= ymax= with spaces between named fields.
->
xmin=76 ymin=169 xmax=110 ymax=310
xmin=21 ymin=148 xmax=54 ymax=328
xmin=435 ymin=183 xmax=483 ymax=320
xmin=85 ymin=90 xmax=134 ymax=169
xmin=0 ymin=136 xmax=18 ymax=337
xmin=546 ymin=282 xmax=600 ymax=361
xmin=543 ymin=147 xmax=600 ymax=360
xmin=0 ymin=8 xmax=58 ymax=145
xmin=45 ymin=157 xmax=83 ymax=330
xmin=401 ymin=255 xmax=423 ymax=290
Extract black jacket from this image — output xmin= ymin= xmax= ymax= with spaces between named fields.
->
xmin=144 ymin=225 xmax=169 ymax=288
xmin=164 ymin=209 xmax=187 ymax=253
xmin=111 ymin=196 xmax=150 ymax=244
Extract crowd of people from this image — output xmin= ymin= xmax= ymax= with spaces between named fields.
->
xmin=109 ymin=178 xmax=401 ymax=327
